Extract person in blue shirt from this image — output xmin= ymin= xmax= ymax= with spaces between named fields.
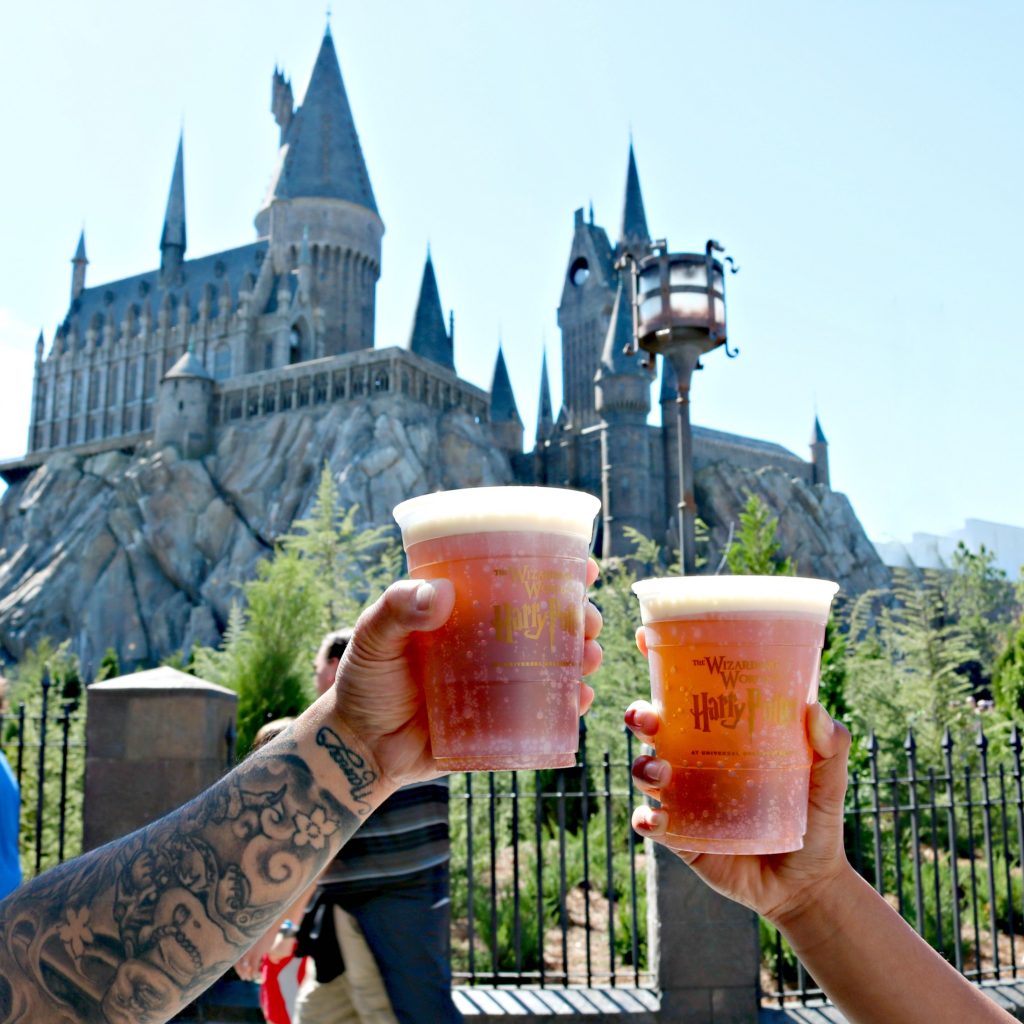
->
xmin=0 ymin=674 xmax=22 ymax=899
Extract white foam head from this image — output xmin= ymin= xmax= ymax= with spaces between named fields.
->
xmin=393 ymin=486 xmax=601 ymax=546
xmin=631 ymin=575 xmax=839 ymax=623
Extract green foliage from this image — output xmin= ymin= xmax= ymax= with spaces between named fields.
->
xmin=3 ymin=639 xmax=86 ymax=879
xmin=993 ymin=613 xmax=1024 ymax=718
xmin=95 ymin=646 xmax=120 ymax=682
xmin=725 ymin=493 xmax=794 ymax=577
xmin=845 ymin=570 xmax=977 ymax=771
xmin=946 ymin=543 xmax=1018 ymax=689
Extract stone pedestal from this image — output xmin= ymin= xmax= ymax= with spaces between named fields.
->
xmin=647 ymin=841 xmax=760 ymax=1023
xmin=83 ymin=667 xmax=237 ymax=851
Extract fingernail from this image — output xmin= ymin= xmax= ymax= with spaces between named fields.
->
xmin=415 ymin=582 xmax=436 ymax=612
xmin=641 ymin=760 xmax=670 ymax=786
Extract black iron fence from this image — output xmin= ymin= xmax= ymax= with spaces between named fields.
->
xmin=449 ymin=720 xmax=652 ymax=989
xmin=0 ymin=672 xmax=85 ymax=880
xmin=763 ymin=722 xmax=1024 ymax=1006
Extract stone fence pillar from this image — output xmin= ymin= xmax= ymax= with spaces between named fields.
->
xmin=648 ymin=841 xmax=761 ymax=1023
xmin=83 ymin=667 xmax=237 ymax=851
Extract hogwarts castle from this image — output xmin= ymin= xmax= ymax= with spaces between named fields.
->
xmin=3 ymin=26 xmax=834 ymax=566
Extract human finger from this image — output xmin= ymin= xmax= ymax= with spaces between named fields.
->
xmin=348 ymin=578 xmax=456 ymax=663
xmin=806 ymin=703 xmax=851 ymax=817
xmin=586 ymin=557 xmax=599 ymax=588
xmin=582 ymin=637 xmax=603 ymax=677
xmin=579 ymin=681 xmax=595 ymax=716
xmin=631 ymin=754 xmax=671 ymax=799
xmin=584 ymin=600 xmax=603 ymax=641
xmin=624 ymin=700 xmax=660 ymax=746
xmin=635 ymin=626 xmax=649 ymax=658
xmin=631 ymin=803 xmax=669 ymax=838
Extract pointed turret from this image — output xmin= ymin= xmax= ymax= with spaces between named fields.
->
xmin=618 ymin=142 xmax=650 ymax=256
xmin=160 ymin=134 xmax=186 ymax=285
xmin=71 ymin=230 xmax=88 ymax=301
xmin=810 ymin=415 xmax=830 ymax=488
xmin=536 ymin=350 xmax=554 ymax=443
xmin=596 ymin=276 xmax=653 ymax=559
xmin=490 ymin=345 xmax=524 ymax=454
xmin=35 ymin=329 xmax=44 ymax=363
xmin=263 ymin=30 xmax=377 ymax=211
xmin=408 ymin=250 xmax=453 ymax=370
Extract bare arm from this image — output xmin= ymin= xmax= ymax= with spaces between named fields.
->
xmin=627 ymin=696 xmax=1014 ymax=1024
xmin=0 ymin=704 xmax=393 ymax=1024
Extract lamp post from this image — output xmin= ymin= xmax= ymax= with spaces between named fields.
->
xmin=617 ymin=239 xmax=738 ymax=573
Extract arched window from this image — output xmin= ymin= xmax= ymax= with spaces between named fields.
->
xmin=265 ymin=340 xmax=275 ymax=370
xmin=289 ymin=325 xmax=303 ymax=365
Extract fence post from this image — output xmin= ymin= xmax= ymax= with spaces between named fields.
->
xmin=647 ymin=841 xmax=760 ymax=1023
xmin=82 ymin=667 xmax=238 ymax=852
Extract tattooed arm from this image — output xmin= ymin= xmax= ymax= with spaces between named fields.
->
xmin=0 ymin=573 xmax=604 ymax=1024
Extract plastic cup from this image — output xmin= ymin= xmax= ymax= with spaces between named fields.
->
xmin=393 ymin=486 xmax=601 ymax=772
xmin=631 ymin=575 xmax=839 ymax=855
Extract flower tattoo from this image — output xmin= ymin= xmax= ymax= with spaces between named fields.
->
xmin=292 ymin=806 xmax=339 ymax=851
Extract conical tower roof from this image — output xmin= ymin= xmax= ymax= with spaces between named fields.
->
xmin=536 ymin=350 xmax=554 ymax=441
xmin=160 ymin=134 xmax=186 ymax=252
xmin=619 ymin=142 xmax=649 ymax=250
xmin=408 ymin=250 xmax=453 ymax=369
xmin=264 ymin=30 xmax=377 ymax=212
xmin=811 ymin=415 xmax=828 ymax=444
xmin=490 ymin=346 xmax=522 ymax=425
xmin=165 ymin=349 xmax=212 ymax=381
xmin=73 ymin=229 xmax=87 ymax=263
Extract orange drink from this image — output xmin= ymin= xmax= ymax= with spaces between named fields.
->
xmin=632 ymin=575 xmax=839 ymax=854
xmin=393 ymin=487 xmax=600 ymax=772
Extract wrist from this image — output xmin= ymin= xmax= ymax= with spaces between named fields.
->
xmin=770 ymin=860 xmax=860 ymax=954
xmin=313 ymin=703 xmax=399 ymax=812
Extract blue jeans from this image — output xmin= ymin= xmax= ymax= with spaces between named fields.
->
xmin=339 ymin=864 xmax=463 ymax=1024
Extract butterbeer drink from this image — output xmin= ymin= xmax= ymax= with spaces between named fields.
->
xmin=393 ymin=487 xmax=600 ymax=772
xmin=632 ymin=575 xmax=839 ymax=854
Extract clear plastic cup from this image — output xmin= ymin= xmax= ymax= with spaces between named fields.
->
xmin=632 ymin=575 xmax=839 ymax=854
xmin=394 ymin=486 xmax=601 ymax=772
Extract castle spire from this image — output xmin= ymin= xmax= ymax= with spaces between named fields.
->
xmin=619 ymin=141 xmax=650 ymax=253
xmin=536 ymin=349 xmax=554 ymax=442
xmin=160 ymin=133 xmax=187 ymax=284
xmin=490 ymin=344 xmax=524 ymax=454
xmin=71 ymin=229 xmax=88 ymax=301
xmin=408 ymin=249 xmax=453 ymax=370
xmin=810 ymin=414 xmax=830 ymax=488
xmin=264 ymin=29 xmax=377 ymax=213
xmin=600 ymin=277 xmax=649 ymax=378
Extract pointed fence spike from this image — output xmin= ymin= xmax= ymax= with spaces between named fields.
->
xmin=942 ymin=726 xmax=954 ymax=752
xmin=976 ymin=725 xmax=989 ymax=752
xmin=1011 ymin=724 xmax=1022 ymax=754
xmin=866 ymin=730 xmax=878 ymax=752
xmin=904 ymin=728 xmax=917 ymax=754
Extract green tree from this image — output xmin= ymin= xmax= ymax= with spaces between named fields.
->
xmin=945 ymin=542 xmax=1017 ymax=690
xmin=845 ymin=570 xmax=978 ymax=770
xmin=725 ymin=493 xmax=794 ymax=577
xmin=992 ymin=613 xmax=1024 ymax=719
xmin=95 ymin=647 xmax=120 ymax=681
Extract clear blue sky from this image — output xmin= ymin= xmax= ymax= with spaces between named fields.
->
xmin=1 ymin=0 xmax=1021 ymax=546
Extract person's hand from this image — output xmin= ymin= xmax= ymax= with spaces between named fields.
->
xmin=626 ymin=695 xmax=851 ymax=928
xmin=234 ymin=925 xmax=278 ymax=981
xmin=266 ymin=932 xmax=297 ymax=964
xmin=330 ymin=559 xmax=602 ymax=789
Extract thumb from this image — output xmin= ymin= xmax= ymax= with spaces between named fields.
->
xmin=350 ymin=579 xmax=455 ymax=663
xmin=806 ymin=702 xmax=851 ymax=817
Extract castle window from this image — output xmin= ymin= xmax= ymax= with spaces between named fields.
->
xmin=280 ymin=382 xmax=293 ymax=411
xmin=289 ymin=325 xmax=303 ymax=365
xmin=569 ymin=257 xmax=590 ymax=287
xmin=228 ymin=394 xmax=243 ymax=421
xmin=213 ymin=346 xmax=231 ymax=381
xmin=262 ymin=386 xmax=276 ymax=414
xmin=332 ymin=371 xmax=346 ymax=400
xmin=313 ymin=373 xmax=327 ymax=403
xmin=373 ymin=369 xmax=389 ymax=392
xmin=247 ymin=390 xmax=260 ymax=417
xmin=265 ymin=340 xmax=274 ymax=370
xmin=297 ymin=379 xmax=311 ymax=407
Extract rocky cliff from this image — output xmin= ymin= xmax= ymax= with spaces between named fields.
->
xmin=0 ymin=404 xmax=889 ymax=674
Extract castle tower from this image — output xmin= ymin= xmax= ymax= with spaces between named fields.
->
xmin=489 ymin=346 xmax=524 ymax=455
xmin=556 ymin=208 xmax=616 ymax=429
xmin=159 ymin=135 xmax=187 ymax=287
xmin=71 ymin=231 xmax=88 ymax=302
xmin=595 ymin=277 xmax=654 ymax=557
xmin=408 ymin=249 xmax=453 ymax=369
xmin=154 ymin=347 xmax=213 ymax=459
xmin=533 ymin=350 xmax=555 ymax=484
xmin=811 ymin=415 xmax=830 ymax=488
xmin=255 ymin=27 xmax=383 ymax=357
xmin=616 ymin=142 xmax=651 ymax=261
